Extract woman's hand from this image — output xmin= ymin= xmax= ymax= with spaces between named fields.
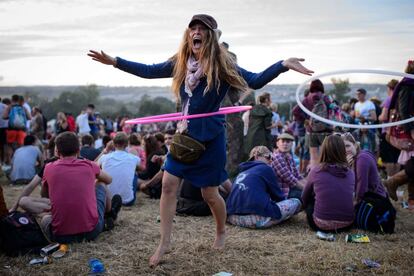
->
xmin=282 ymin=58 xmax=314 ymax=76
xmin=88 ymin=50 xmax=117 ymax=66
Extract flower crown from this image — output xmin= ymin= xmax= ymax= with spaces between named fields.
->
xmin=408 ymin=60 xmax=414 ymax=66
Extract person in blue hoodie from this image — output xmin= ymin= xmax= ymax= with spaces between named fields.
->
xmin=226 ymin=146 xmax=302 ymax=228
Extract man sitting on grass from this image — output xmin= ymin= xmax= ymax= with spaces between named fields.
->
xmin=10 ymin=135 xmax=43 ymax=185
xmin=97 ymin=132 xmax=140 ymax=206
xmin=41 ymin=131 xmax=121 ymax=243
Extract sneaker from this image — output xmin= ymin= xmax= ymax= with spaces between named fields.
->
xmin=111 ymin=194 xmax=122 ymax=221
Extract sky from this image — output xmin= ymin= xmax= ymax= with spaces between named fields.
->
xmin=0 ymin=0 xmax=413 ymax=87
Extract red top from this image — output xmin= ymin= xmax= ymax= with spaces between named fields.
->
xmin=43 ymin=157 xmax=100 ymax=235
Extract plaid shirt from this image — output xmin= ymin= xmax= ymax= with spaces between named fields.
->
xmin=271 ymin=150 xmax=302 ymax=197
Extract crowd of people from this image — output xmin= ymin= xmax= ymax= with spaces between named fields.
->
xmin=0 ymin=14 xmax=413 ymax=268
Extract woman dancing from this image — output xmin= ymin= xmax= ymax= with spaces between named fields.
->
xmin=88 ymin=14 xmax=313 ymax=267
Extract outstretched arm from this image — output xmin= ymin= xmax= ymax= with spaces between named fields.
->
xmin=88 ymin=50 xmax=173 ymax=79
xmin=238 ymin=58 xmax=313 ymax=90
xmin=282 ymin=58 xmax=313 ymax=76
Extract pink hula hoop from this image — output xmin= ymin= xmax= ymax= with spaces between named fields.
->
xmin=126 ymin=105 xmax=252 ymax=125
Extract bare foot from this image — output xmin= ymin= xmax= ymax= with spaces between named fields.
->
xmin=149 ymin=244 xmax=169 ymax=268
xmin=212 ymin=231 xmax=226 ymax=250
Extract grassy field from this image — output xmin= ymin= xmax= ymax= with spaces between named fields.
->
xmin=0 ymin=179 xmax=413 ymax=276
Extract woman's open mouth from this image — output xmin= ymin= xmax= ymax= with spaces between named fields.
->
xmin=193 ymin=38 xmax=202 ymax=49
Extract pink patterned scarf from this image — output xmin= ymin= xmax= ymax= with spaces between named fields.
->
xmin=184 ymin=56 xmax=203 ymax=97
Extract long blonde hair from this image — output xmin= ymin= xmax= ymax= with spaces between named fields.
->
xmin=170 ymin=28 xmax=250 ymax=99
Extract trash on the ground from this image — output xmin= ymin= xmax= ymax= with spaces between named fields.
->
xmin=213 ymin=272 xmax=233 ymax=276
xmin=316 ymin=231 xmax=335 ymax=241
xmin=362 ymin=258 xmax=381 ymax=268
xmin=89 ymin=258 xmax=105 ymax=274
xmin=52 ymin=244 xmax=69 ymax=259
xmin=3 ymin=265 xmax=11 ymax=269
xmin=40 ymin=243 xmax=60 ymax=257
xmin=401 ymin=201 xmax=409 ymax=209
xmin=345 ymin=234 xmax=370 ymax=243
xmin=29 ymin=256 xmax=50 ymax=265
xmin=344 ymin=264 xmax=357 ymax=272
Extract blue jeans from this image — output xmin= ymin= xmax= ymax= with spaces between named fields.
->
xmin=52 ymin=184 xmax=107 ymax=243
xmin=123 ymin=174 xmax=138 ymax=206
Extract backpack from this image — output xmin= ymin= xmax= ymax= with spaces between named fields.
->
xmin=310 ymin=97 xmax=330 ymax=132
xmin=8 ymin=105 xmax=27 ymax=130
xmin=0 ymin=211 xmax=48 ymax=256
xmin=354 ymin=192 xmax=396 ymax=234
xmin=386 ymin=109 xmax=414 ymax=151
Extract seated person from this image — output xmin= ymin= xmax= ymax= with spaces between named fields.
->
xmin=41 ymin=132 xmax=121 ymax=243
xmin=341 ymin=133 xmax=396 ymax=232
xmin=176 ymin=179 xmax=232 ymax=217
xmin=341 ymin=133 xmax=388 ymax=202
xmin=138 ymin=134 xmax=163 ymax=182
xmin=10 ymin=135 xmax=43 ymax=184
xmin=384 ymin=156 xmax=414 ymax=209
xmin=97 ymin=132 xmax=140 ymax=206
xmin=302 ymin=135 xmax=354 ymax=232
xmin=271 ymin=132 xmax=306 ymax=199
xmin=226 ymin=146 xmax=301 ymax=228
xmin=138 ymin=130 xmax=176 ymax=198
xmin=80 ymin=134 xmax=101 ymax=161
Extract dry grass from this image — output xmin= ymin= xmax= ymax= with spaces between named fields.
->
xmin=1 ymin=179 xmax=413 ymax=276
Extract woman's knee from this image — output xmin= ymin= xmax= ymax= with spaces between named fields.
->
xmin=201 ymin=188 xmax=220 ymax=205
xmin=161 ymin=173 xmax=180 ymax=196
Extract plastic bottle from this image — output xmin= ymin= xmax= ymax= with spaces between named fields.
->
xmin=89 ymin=258 xmax=105 ymax=274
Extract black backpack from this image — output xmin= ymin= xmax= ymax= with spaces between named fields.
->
xmin=354 ymin=192 xmax=396 ymax=234
xmin=0 ymin=211 xmax=48 ymax=256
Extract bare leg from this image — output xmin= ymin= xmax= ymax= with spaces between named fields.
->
xmin=19 ymin=197 xmax=51 ymax=214
xmin=149 ymin=171 xmax=180 ymax=268
xmin=201 ymin=186 xmax=226 ymax=249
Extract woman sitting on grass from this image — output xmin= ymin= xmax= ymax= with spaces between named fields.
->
xmin=226 ymin=146 xmax=302 ymax=228
xmin=302 ymin=135 xmax=354 ymax=232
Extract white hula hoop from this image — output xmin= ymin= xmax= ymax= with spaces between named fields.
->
xmin=295 ymin=69 xmax=414 ymax=129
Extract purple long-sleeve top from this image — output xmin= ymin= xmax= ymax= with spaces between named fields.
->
xmin=302 ymin=164 xmax=355 ymax=222
xmin=354 ymin=150 xmax=387 ymax=201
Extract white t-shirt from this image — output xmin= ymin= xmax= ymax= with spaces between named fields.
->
xmin=98 ymin=150 xmax=140 ymax=204
xmin=76 ymin=113 xmax=91 ymax=134
xmin=354 ymin=100 xmax=375 ymax=119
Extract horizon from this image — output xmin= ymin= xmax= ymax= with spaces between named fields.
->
xmin=1 ymin=0 xmax=413 ymax=87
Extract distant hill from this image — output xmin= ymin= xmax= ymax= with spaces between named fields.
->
xmin=0 ymin=83 xmax=389 ymax=103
